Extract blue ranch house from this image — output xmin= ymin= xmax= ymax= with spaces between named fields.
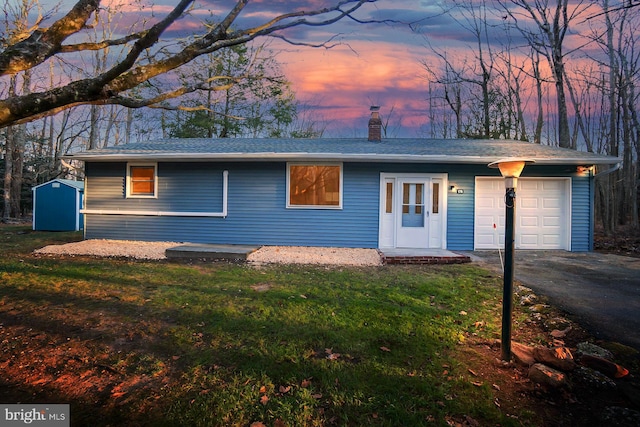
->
xmin=64 ymin=112 xmax=619 ymax=252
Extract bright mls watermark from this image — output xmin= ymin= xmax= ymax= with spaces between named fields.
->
xmin=0 ymin=405 xmax=69 ymax=426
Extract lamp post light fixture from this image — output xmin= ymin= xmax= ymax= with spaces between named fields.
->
xmin=488 ymin=158 xmax=534 ymax=362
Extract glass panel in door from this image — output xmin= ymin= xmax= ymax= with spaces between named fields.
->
xmin=401 ymin=183 xmax=425 ymax=227
xmin=396 ymin=179 xmax=430 ymax=248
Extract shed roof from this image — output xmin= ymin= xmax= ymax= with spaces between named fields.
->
xmin=32 ymin=178 xmax=84 ymax=191
xmin=63 ymin=138 xmax=619 ymax=165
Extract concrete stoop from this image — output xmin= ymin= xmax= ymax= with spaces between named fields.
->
xmin=165 ymin=244 xmax=259 ymax=261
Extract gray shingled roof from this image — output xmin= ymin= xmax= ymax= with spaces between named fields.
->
xmin=63 ymin=138 xmax=619 ymax=165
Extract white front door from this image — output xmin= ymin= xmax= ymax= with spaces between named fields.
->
xmin=379 ymin=174 xmax=447 ymax=249
xmin=396 ymin=178 xmax=430 ymax=248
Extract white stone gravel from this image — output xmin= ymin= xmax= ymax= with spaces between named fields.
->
xmin=247 ymin=246 xmax=383 ymax=266
xmin=34 ymin=240 xmax=384 ymax=266
xmin=34 ymin=240 xmax=180 ymax=260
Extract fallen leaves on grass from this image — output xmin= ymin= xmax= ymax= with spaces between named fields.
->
xmin=279 ymin=385 xmax=291 ymax=394
xmin=325 ymin=348 xmax=341 ymax=360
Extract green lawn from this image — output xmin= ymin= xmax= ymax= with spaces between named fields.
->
xmin=0 ymin=225 xmax=533 ymax=426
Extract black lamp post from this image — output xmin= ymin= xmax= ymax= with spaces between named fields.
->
xmin=488 ymin=159 xmax=534 ymax=362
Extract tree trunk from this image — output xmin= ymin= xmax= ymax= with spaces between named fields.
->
xmin=532 ymin=51 xmax=544 ymax=144
xmin=3 ymin=126 xmax=14 ymax=221
xmin=553 ymin=55 xmax=571 ymax=148
xmin=10 ymin=125 xmax=24 ymax=217
xmin=88 ymin=105 xmax=100 ymax=149
xmin=125 ymin=107 xmax=133 ymax=145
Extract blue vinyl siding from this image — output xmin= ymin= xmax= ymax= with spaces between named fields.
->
xmin=445 ymin=166 xmax=478 ymax=250
xmin=571 ymin=175 xmax=592 ymax=251
xmin=85 ymin=162 xmax=380 ymax=247
xmin=85 ymin=162 xmax=223 ymax=212
xmin=84 ymin=161 xmax=594 ymax=251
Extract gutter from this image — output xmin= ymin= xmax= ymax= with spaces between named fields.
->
xmin=62 ymin=152 xmax=619 ymax=166
xmin=594 ymin=162 xmax=622 ymax=178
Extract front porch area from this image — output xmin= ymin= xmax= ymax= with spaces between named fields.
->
xmin=165 ymin=244 xmax=471 ymax=265
xmin=381 ymin=248 xmax=471 ymax=265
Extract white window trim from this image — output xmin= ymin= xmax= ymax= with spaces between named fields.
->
xmin=126 ymin=162 xmax=158 ymax=199
xmin=286 ymin=162 xmax=343 ymax=209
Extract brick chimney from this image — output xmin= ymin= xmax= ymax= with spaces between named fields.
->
xmin=368 ymin=106 xmax=382 ymax=142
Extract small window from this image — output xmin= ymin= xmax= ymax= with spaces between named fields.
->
xmin=385 ymin=182 xmax=393 ymax=213
xmin=432 ymin=183 xmax=440 ymax=214
xmin=127 ymin=164 xmax=157 ymax=198
xmin=287 ymin=163 xmax=342 ymax=208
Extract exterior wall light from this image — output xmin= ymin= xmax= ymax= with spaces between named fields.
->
xmin=576 ymin=165 xmax=593 ymax=175
xmin=487 ymin=158 xmax=535 ymax=362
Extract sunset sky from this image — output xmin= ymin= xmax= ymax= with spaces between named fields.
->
xmin=46 ymin=0 xmax=607 ymax=138
xmin=262 ymin=1 xmax=438 ymax=137
xmin=173 ymin=0 xmax=445 ymax=137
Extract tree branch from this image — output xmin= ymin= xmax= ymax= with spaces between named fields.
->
xmin=0 ymin=0 xmax=100 ymax=75
xmin=0 ymin=0 xmax=380 ymax=129
xmin=59 ymin=31 xmax=149 ymax=53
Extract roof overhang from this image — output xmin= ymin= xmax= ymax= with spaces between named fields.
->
xmin=63 ymin=151 xmax=621 ymax=166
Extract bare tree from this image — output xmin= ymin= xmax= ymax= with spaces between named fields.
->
xmin=422 ymin=0 xmax=497 ymax=138
xmin=2 ymin=0 xmax=40 ymax=219
xmin=499 ymin=0 xmax=590 ymax=148
xmin=0 ymin=0 xmax=385 ymax=128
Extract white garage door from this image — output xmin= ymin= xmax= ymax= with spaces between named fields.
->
xmin=475 ymin=178 xmax=570 ymax=250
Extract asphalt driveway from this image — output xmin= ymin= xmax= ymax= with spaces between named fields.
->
xmin=467 ymin=250 xmax=640 ymax=351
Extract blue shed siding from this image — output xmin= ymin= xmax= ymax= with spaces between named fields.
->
xmin=84 ymin=161 xmax=594 ymax=251
xmin=34 ymin=182 xmax=83 ymax=231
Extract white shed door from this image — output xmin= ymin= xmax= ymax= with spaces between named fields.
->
xmin=474 ymin=178 xmax=570 ymax=250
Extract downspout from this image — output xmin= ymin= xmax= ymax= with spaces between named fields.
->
xmin=594 ymin=162 xmax=622 ymax=178
xmin=76 ymin=188 xmax=81 ymax=231
xmin=222 ymin=170 xmax=229 ymax=218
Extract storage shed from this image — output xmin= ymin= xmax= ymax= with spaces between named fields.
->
xmin=32 ymin=179 xmax=84 ymax=231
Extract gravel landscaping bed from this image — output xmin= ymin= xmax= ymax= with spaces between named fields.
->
xmin=34 ymin=240 xmax=179 ymax=260
xmin=247 ymin=245 xmax=382 ymax=266
xmin=34 ymin=240 xmax=383 ymax=266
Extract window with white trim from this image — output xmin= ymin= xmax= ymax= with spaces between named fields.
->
xmin=287 ymin=163 xmax=342 ymax=209
xmin=127 ymin=163 xmax=158 ymax=198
